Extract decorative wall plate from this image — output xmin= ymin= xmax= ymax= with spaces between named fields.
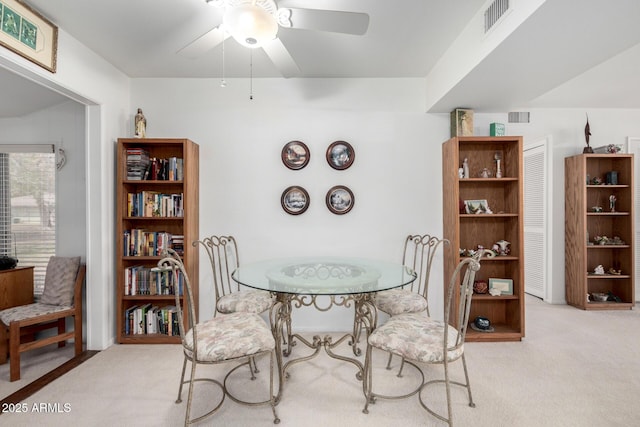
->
xmin=281 ymin=141 xmax=310 ymax=170
xmin=281 ymin=186 xmax=310 ymax=215
xmin=326 ymin=141 xmax=354 ymax=170
xmin=326 ymin=185 xmax=354 ymax=215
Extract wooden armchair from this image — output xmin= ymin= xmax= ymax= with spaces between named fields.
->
xmin=0 ymin=257 xmax=85 ymax=382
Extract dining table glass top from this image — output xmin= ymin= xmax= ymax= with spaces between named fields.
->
xmin=231 ymin=256 xmax=417 ymax=295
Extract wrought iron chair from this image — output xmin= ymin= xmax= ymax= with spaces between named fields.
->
xmin=194 ymin=235 xmax=274 ymax=317
xmin=352 ymin=234 xmax=448 ymax=367
xmin=159 ymin=250 xmax=279 ymax=426
xmin=0 ymin=256 xmax=85 ymax=382
xmin=362 ymin=252 xmax=483 ymax=426
xmin=194 ymin=235 xmax=275 ymax=376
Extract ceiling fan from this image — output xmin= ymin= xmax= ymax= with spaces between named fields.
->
xmin=178 ymin=0 xmax=370 ymax=78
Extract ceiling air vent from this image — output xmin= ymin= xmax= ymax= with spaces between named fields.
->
xmin=484 ymin=0 xmax=510 ymax=33
xmin=508 ymin=112 xmax=530 ymax=123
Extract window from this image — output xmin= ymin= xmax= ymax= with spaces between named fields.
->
xmin=0 ymin=144 xmax=56 ymax=295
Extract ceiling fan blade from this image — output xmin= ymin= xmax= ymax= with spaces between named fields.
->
xmin=177 ymin=26 xmax=229 ymax=58
xmin=262 ymin=38 xmax=300 ymax=78
xmin=284 ymin=8 xmax=369 ymax=35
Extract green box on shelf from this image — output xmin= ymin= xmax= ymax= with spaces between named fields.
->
xmin=490 ymin=123 xmax=505 ymax=136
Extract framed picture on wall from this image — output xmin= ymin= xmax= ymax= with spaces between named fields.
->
xmin=326 ymin=141 xmax=355 ymax=170
xmin=326 ymin=185 xmax=354 ymax=215
xmin=281 ymin=141 xmax=310 ymax=170
xmin=281 ymin=186 xmax=310 ymax=215
xmin=0 ymin=0 xmax=58 ymax=73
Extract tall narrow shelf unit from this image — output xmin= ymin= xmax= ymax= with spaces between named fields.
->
xmin=564 ymin=153 xmax=635 ymax=310
xmin=442 ymin=136 xmax=525 ymax=342
xmin=116 ymin=138 xmax=199 ymax=344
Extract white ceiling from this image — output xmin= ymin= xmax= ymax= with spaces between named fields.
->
xmin=2 ymin=0 xmax=640 ymax=117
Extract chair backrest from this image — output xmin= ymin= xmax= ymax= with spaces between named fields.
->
xmin=193 ymin=235 xmax=239 ymax=313
xmin=443 ymin=251 xmax=483 ymax=352
xmin=158 ymin=249 xmax=196 ymax=357
xmin=402 ymin=234 xmax=449 ymax=305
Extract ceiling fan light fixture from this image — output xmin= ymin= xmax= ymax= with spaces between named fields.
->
xmin=223 ymin=4 xmax=278 ymax=48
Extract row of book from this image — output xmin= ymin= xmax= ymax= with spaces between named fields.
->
xmin=124 ymin=304 xmax=180 ymax=336
xmin=143 ymin=157 xmax=184 ymax=181
xmin=123 ymin=230 xmax=184 ymax=257
xmin=127 ymin=191 xmax=184 ymax=218
xmin=124 ymin=264 xmax=184 ymax=296
xmin=126 ymin=148 xmax=150 ymax=180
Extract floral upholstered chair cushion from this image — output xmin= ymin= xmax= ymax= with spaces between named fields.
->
xmin=183 ymin=312 xmax=275 ymax=362
xmin=216 ymin=290 xmax=275 ymax=314
xmin=374 ymin=289 xmax=428 ymax=316
xmin=40 ymin=256 xmax=81 ymax=306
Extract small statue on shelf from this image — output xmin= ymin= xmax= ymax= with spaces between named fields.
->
xmin=494 ymin=151 xmax=502 ymax=178
xmin=134 ymin=108 xmax=147 ymax=138
xmin=593 ymin=264 xmax=605 ymax=275
xmin=609 ymin=194 xmax=617 ymax=212
xmin=583 ymin=114 xmax=593 ymax=153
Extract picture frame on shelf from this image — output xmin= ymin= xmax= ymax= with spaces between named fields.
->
xmin=464 ymin=199 xmax=491 ymax=214
xmin=326 ymin=185 xmax=354 ymax=215
xmin=281 ymin=140 xmax=310 ymax=170
xmin=0 ymin=0 xmax=58 ymax=72
xmin=489 ymin=278 xmax=513 ymax=296
xmin=281 ymin=186 xmax=310 ymax=215
xmin=326 ymin=141 xmax=355 ymax=170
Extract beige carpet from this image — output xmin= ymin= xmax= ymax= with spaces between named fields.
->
xmin=1 ymin=295 xmax=640 ymax=426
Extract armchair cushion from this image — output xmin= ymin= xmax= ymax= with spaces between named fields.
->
xmin=40 ymin=256 xmax=81 ymax=306
xmin=0 ymin=302 xmax=72 ymax=325
xmin=216 ymin=289 xmax=274 ymax=314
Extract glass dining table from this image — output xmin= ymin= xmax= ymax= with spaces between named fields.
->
xmin=231 ymin=256 xmax=417 ymax=402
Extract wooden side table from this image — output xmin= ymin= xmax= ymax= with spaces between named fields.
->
xmin=0 ymin=266 xmax=34 ymax=359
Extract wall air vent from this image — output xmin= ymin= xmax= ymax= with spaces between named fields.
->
xmin=484 ymin=0 xmax=510 ymax=33
xmin=508 ymin=112 xmax=530 ymax=123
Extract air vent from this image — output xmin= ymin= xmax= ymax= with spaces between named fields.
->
xmin=508 ymin=112 xmax=530 ymax=123
xmin=484 ymin=0 xmax=510 ymax=33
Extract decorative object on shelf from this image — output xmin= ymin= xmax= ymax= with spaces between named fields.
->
xmin=591 ymin=292 xmax=608 ymax=302
xmin=609 ymin=194 xmax=616 ymax=212
xmin=281 ymin=140 xmax=309 ymax=170
xmin=489 ymin=278 xmax=513 ymax=295
xmin=462 ymin=157 xmax=469 ymax=178
xmin=470 ymin=316 xmax=494 ymax=332
xmin=490 ymin=123 xmax=505 ymax=136
xmin=591 ymin=206 xmax=603 ymax=212
xmin=464 ymin=199 xmax=492 ymax=214
xmin=326 ymin=185 xmax=354 ymax=215
xmin=593 ymin=235 xmax=608 ymax=245
xmin=473 ymin=280 xmax=488 ymax=294
xmin=450 ymin=108 xmax=474 ymax=137
xmin=606 ymin=171 xmax=618 ymax=185
xmin=594 ymin=144 xmax=624 ymax=154
xmin=593 ymin=265 xmax=605 ymax=275
xmin=608 ymin=267 xmax=622 ymax=275
xmin=0 ymin=0 xmax=58 ymax=73
xmin=493 ymin=240 xmax=511 ymax=256
xmin=494 ymin=151 xmax=503 ymax=178
xmin=326 ymin=141 xmax=354 ymax=170
xmin=591 ymin=176 xmax=603 ymax=185
xmin=281 ymin=185 xmax=309 ymax=215
xmin=583 ymin=114 xmax=593 ymax=153
xmin=134 ymin=108 xmax=146 ymax=138
xmin=478 ymin=168 xmax=492 ymax=178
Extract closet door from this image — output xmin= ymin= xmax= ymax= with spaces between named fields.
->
xmin=524 ymin=141 xmax=547 ymax=299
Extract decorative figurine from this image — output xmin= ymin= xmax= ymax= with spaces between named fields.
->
xmin=462 ymin=157 xmax=469 ymax=179
xmin=593 ymin=264 xmax=605 ymax=275
xmin=494 ymin=151 xmax=502 ymax=178
xmin=583 ymin=114 xmax=593 ymax=153
xmin=609 ymin=194 xmax=616 ymax=212
xmin=135 ymin=108 xmax=146 ymax=138
xmin=494 ymin=240 xmax=511 ymax=256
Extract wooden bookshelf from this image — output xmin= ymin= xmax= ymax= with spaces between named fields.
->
xmin=116 ymin=138 xmax=199 ymax=344
xmin=564 ymin=153 xmax=635 ymax=310
xmin=442 ymin=136 xmax=525 ymax=342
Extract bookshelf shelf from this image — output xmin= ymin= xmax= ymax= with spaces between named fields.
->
xmin=116 ymin=138 xmax=199 ymax=344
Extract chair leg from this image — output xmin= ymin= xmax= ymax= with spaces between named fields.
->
xmin=248 ymin=356 xmax=257 ymax=380
xmin=9 ymin=322 xmax=21 ymax=382
xmin=461 ymin=354 xmax=475 ymax=407
xmin=443 ymin=358 xmax=453 ymax=427
xmin=184 ymin=359 xmax=197 ymax=426
xmin=0 ymin=324 xmax=7 ymax=364
xmin=74 ymin=313 xmax=83 ymax=356
xmin=57 ymin=318 xmax=66 ymax=348
xmin=176 ymin=355 xmax=188 ymax=404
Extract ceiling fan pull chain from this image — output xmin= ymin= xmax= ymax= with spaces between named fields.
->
xmin=249 ymin=49 xmax=254 ymax=100
xmin=220 ymin=32 xmax=227 ymax=88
